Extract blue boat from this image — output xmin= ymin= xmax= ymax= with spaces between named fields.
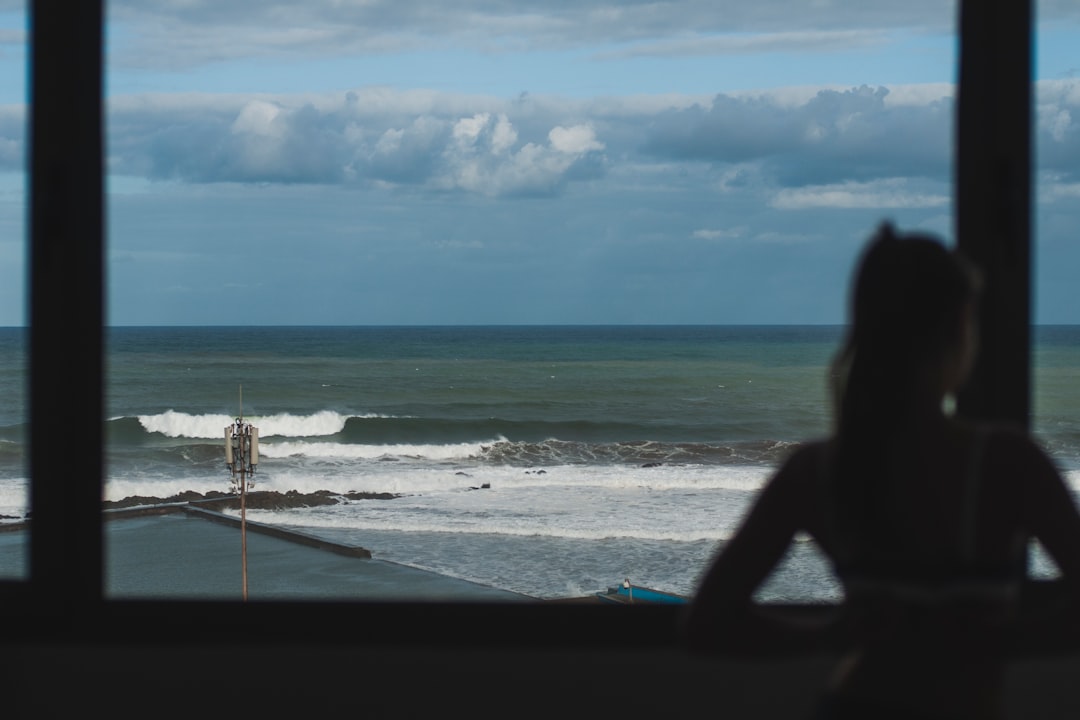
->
xmin=595 ymin=579 xmax=688 ymax=605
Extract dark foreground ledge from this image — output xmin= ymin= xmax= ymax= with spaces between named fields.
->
xmin=2 ymin=600 xmax=1080 ymax=719
xmin=1 ymin=560 xmax=1080 ymax=718
xmin=2 ymin=581 xmax=1078 ymax=654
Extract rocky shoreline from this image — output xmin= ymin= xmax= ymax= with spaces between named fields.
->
xmin=103 ymin=489 xmax=401 ymax=512
xmin=0 ymin=490 xmax=403 ymax=528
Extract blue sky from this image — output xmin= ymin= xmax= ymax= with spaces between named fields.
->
xmin=1 ymin=1 xmax=1079 ymax=325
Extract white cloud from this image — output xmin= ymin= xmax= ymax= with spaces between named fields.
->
xmin=595 ymin=29 xmax=890 ymax=60
xmin=548 ymin=124 xmax=603 ymax=154
xmin=1048 ymin=183 xmax=1080 ymax=200
xmin=1055 ymin=184 xmax=1080 ymax=198
xmin=0 ymin=28 xmax=25 ymax=45
xmin=491 ymin=114 xmax=518 ymax=154
xmin=91 ymin=79 xmax=1080 ymax=201
xmin=879 ymin=83 xmax=955 ymax=107
xmin=374 ymin=127 xmax=404 ymax=154
xmin=642 ymin=84 xmax=954 ymax=186
xmin=104 ymin=0 xmax=964 ymax=70
xmin=1038 ymin=172 xmax=1080 ymax=202
xmin=771 ymin=179 xmax=948 ymax=209
xmin=452 ymin=113 xmax=491 ymax=144
xmin=1046 ymin=108 xmax=1072 ymax=143
xmin=232 ymin=100 xmax=284 ymax=137
xmin=440 ymin=116 xmax=604 ymax=196
xmin=691 ymin=227 xmax=745 ymax=241
xmin=103 ymin=89 xmax=620 ymax=195
xmin=1037 ymin=93 xmax=1075 ymax=144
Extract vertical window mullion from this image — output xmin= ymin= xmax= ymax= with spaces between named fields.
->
xmin=28 ymin=0 xmax=105 ymax=610
xmin=955 ymin=0 xmax=1033 ymax=428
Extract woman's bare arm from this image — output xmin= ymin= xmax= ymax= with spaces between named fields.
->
xmin=1019 ymin=435 xmax=1080 ymax=585
xmin=1001 ymin=431 xmax=1080 ymax=647
xmin=683 ymin=443 xmax=832 ymax=654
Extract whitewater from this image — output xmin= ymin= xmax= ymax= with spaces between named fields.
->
xmin=1 ymin=325 xmax=1077 ymax=598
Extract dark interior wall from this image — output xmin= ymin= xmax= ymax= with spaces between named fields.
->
xmin=6 ymin=644 xmax=1080 ymax=718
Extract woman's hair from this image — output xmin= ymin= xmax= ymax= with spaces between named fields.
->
xmin=829 ymin=222 xmax=981 ymax=562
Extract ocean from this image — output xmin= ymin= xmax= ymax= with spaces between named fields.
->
xmin=1 ymin=325 xmax=1078 ymax=600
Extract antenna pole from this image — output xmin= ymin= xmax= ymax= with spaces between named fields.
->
xmin=239 ymin=385 xmax=247 ymax=601
xmin=225 ymin=385 xmax=258 ymax=601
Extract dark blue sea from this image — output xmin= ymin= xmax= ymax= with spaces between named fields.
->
xmin=1 ymin=325 xmax=1078 ymax=599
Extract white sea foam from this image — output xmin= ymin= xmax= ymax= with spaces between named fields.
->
xmin=258 ymin=439 xmax=493 ymax=461
xmin=136 ymin=410 xmax=379 ymax=438
xmin=192 ymin=463 xmax=770 ymax=547
xmin=138 ymin=411 xmax=242 ymax=438
xmin=241 ymin=508 xmax=739 ymax=543
xmin=237 ymin=480 xmax=747 ymax=543
xmin=97 ymin=460 xmax=773 ymax=502
xmin=0 ymin=477 xmax=27 ymax=520
xmin=104 ymin=475 xmax=236 ymax=502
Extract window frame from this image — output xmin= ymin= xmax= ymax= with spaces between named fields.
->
xmin=1 ymin=0 xmax=1044 ymax=649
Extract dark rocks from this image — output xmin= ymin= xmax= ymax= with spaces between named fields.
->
xmin=342 ymin=491 xmax=399 ymax=502
xmin=104 ymin=489 xmax=401 ymax=512
xmin=206 ymin=490 xmax=340 ymax=512
xmin=201 ymin=490 xmax=402 ymax=512
xmin=103 ymin=490 xmax=231 ymax=510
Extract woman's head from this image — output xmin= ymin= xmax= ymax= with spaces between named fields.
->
xmin=837 ymin=222 xmax=982 ymax=405
xmin=850 ymin=222 xmax=979 ymax=362
xmin=829 ymin=223 xmax=982 ymax=556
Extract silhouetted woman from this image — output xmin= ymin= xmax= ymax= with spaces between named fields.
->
xmin=685 ymin=223 xmax=1080 ymax=719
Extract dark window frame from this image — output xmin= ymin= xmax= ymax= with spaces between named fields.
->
xmin=2 ymin=0 xmax=1040 ymax=648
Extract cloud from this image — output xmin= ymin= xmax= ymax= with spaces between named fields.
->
xmin=87 ymin=78 xmax=1080 ymax=199
xmin=105 ymin=1 xmax=963 ymax=70
xmin=440 ymin=117 xmax=606 ymax=196
xmin=1036 ymin=80 xmax=1080 ymax=180
xmin=231 ymin=100 xmax=284 ymax=137
xmin=1047 ymin=183 xmax=1080 ymax=200
xmin=691 ymin=227 xmax=745 ymax=241
xmin=1038 ymin=171 xmax=1080 ymax=203
xmin=0 ymin=107 xmax=21 ymax=168
xmin=106 ymin=92 xmax=608 ymax=196
xmin=1043 ymin=108 xmax=1072 ymax=143
xmin=770 ymin=179 xmax=949 ymax=209
xmin=548 ymin=124 xmax=603 ymax=154
xmin=595 ymin=29 xmax=890 ymax=60
xmin=0 ymin=28 xmax=25 ymax=46
xmin=642 ymin=84 xmax=953 ymax=185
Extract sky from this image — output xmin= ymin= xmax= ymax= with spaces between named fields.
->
xmin=1 ymin=1 xmax=1079 ymax=325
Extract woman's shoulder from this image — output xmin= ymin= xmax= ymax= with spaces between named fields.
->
xmin=775 ymin=438 xmax=828 ymax=465
xmin=959 ymin=419 xmax=1052 ymax=461
xmin=738 ymin=440 xmax=832 ymax=528
xmin=771 ymin=439 xmax=833 ymax=487
xmin=954 ymin=419 xmax=1061 ymax=486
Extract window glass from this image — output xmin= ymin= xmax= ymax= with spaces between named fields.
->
xmin=0 ymin=4 xmax=26 ymax=579
xmin=104 ymin=2 xmax=959 ymax=601
xmin=1030 ymin=3 xmax=1080 ymax=579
